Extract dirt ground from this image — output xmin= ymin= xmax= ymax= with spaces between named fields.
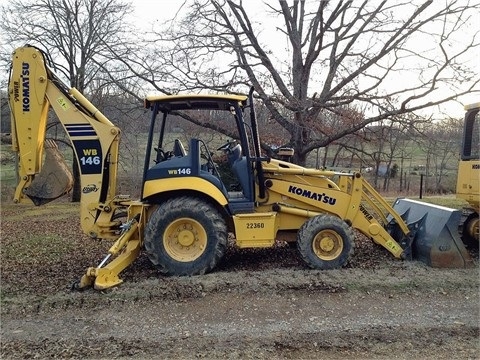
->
xmin=1 ymin=203 xmax=479 ymax=359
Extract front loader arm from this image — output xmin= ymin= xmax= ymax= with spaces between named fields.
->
xmin=260 ymin=161 xmax=410 ymax=259
xmin=9 ymin=46 xmax=122 ymax=239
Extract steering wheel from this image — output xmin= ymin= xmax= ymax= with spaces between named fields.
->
xmin=217 ymin=140 xmax=234 ymax=152
xmin=154 ymin=148 xmax=173 ymax=163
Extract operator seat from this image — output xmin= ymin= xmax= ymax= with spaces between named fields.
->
xmin=228 ymin=143 xmax=251 ymax=199
xmin=226 ymin=143 xmax=242 ymax=165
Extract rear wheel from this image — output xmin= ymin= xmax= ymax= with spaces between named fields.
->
xmin=297 ymin=215 xmax=354 ymax=270
xmin=144 ymin=196 xmax=227 ymax=276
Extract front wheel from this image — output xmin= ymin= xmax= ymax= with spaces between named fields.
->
xmin=462 ymin=212 xmax=479 ymax=249
xmin=297 ymin=215 xmax=355 ymax=270
xmin=144 ymin=196 xmax=227 ymax=276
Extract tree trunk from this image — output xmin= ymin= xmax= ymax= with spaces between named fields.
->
xmin=293 ymin=151 xmax=307 ymax=166
xmin=322 ymin=146 xmax=329 ymax=168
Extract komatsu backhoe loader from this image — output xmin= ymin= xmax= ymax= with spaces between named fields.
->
xmin=8 ymin=45 xmax=474 ymax=290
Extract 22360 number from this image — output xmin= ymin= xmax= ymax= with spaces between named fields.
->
xmin=246 ymin=222 xmax=265 ymax=229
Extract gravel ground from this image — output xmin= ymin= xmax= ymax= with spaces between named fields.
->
xmin=1 ymin=203 xmax=479 ymax=359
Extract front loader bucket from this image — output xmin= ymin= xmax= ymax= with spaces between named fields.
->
xmin=391 ymin=198 xmax=474 ymax=268
xmin=25 ymin=139 xmax=74 ymax=205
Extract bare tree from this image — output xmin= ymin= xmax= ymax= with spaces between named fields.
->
xmin=130 ymin=0 xmax=479 ymax=165
xmin=1 ymin=0 xmax=136 ymax=201
xmin=1 ymin=0 xmax=134 ymax=92
xmin=417 ymin=116 xmax=463 ymax=193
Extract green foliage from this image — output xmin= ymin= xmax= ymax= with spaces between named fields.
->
xmin=417 ymin=196 xmax=469 ymax=210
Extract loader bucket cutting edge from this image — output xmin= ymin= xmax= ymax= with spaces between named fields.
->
xmin=391 ymin=198 xmax=474 ymax=268
xmin=24 ymin=140 xmax=74 ymax=205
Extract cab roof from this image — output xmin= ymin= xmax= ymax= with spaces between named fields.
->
xmin=464 ymin=102 xmax=480 ymax=111
xmin=144 ymin=94 xmax=248 ymax=112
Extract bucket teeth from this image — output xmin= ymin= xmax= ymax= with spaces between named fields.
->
xmin=386 ymin=207 xmax=420 ymax=260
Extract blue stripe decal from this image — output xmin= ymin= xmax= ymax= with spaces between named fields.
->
xmin=65 ymin=124 xmax=96 ymax=137
xmin=68 ymin=131 xmax=97 ymax=136
xmin=65 ymin=124 xmax=94 ymax=129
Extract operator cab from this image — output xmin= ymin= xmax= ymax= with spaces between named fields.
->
xmin=142 ymin=94 xmax=257 ymax=214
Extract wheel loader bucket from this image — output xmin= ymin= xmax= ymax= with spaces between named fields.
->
xmin=24 ymin=139 xmax=74 ymax=205
xmin=391 ymin=198 xmax=474 ymax=268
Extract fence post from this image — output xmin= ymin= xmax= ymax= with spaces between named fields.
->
xmin=419 ymin=173 xmax=424 ymax=199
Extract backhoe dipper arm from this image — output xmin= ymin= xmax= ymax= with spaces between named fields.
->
xmin=9 ymin=46 xmax=122 ymax=239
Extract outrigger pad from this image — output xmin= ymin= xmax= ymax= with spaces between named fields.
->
xmin=392 ymin=198 xmax=474 ymax=268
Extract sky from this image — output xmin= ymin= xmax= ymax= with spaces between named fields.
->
xmin=1 ymin=0 xmax=478 ymax=118
xmin=128 ymin=0 xmax=184 ymax=28
xmin=127 ymin=0 xmax=479 ymax=118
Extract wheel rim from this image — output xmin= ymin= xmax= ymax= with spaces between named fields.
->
xmin=466 ymin=217 xmax=479 ymax=241
xmin=163 ymin=218 xmax=207 ymax=262
xmin=312 ymin=229 xmax=344 ymax=260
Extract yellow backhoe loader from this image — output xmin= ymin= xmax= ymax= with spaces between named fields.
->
xmin=8 ymin=45 xmax=474 ymax=290
xmin=456 ymin=103 xmax=479 ymax=248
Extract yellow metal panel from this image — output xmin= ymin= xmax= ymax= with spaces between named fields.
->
xmin=46 ymin=84 xmax=121 ymax=237
xmin=143 ymin=177 xmax=228 ymax=206
xmin=233 ymin=212 xmax=278 ymax=248
xmin=457 ymin=160 xmax=480 ymax=212
xmin=9 ymin=47 xmax=49 ymax=176
xmin=464 ymin=102 xmax=480 ymax=110
xmin=266 ymin=178 xmax=351 ymax=218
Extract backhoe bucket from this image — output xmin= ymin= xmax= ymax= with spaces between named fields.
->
xmin=25 ymin=139 xmax=74 ymax=205
xmin=391 ymin=198 xmax=474 ymax=268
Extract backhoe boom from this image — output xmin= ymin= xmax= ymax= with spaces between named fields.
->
xmin=9 ymin=46 xmax=123 ymax=240
xmin=8 ymin=46 xmax=146 ymax=290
